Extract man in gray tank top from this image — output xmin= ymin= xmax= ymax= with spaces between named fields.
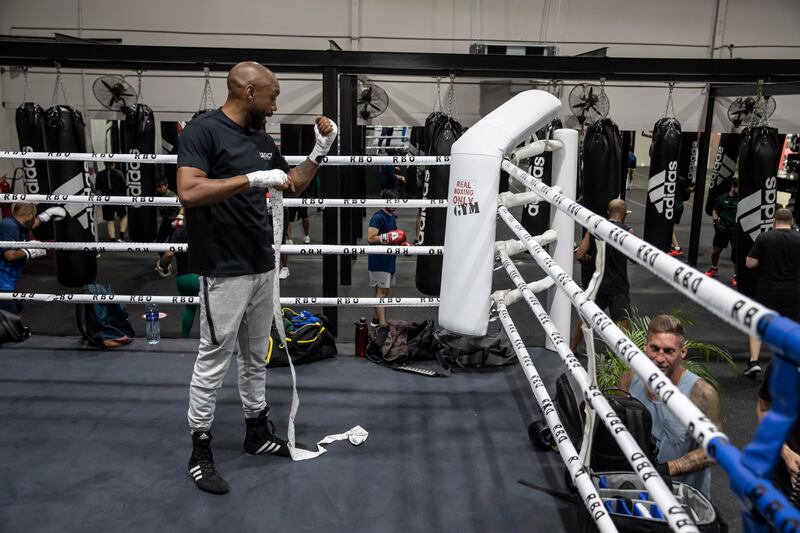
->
xmin=618 ymin=315 xmax=722 ymax=497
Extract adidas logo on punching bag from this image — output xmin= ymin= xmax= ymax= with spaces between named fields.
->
xmin=647 ymin=160 xmax=678 ymax=220
xmin=738 ymin=176 xmax=777 ymax=240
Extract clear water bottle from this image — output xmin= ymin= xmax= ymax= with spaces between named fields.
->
xmin=145 ymin=303 xmax=160 ymax=344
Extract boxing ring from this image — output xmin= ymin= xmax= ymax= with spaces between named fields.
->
xmin=1 ymin=89 xmax=799 ymax=532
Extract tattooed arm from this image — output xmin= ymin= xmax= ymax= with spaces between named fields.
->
xmin=667 ymin=379 xmax=722 ymax=476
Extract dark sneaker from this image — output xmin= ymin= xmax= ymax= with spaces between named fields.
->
xmin=244 ymin=409 xmax=291 ymax=457
xmin=704 ymin=266 xmax=718 ymax=277
xmin=744 ymin=361 xmax=762 ymax=378
xmin=188 ymin=431 xmax=229 ymax=495
xmin=369 ymin=319 xmax=380 ymax=328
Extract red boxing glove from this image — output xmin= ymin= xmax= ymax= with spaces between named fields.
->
xmin=380 ymin=230 xmax=407 ymax=245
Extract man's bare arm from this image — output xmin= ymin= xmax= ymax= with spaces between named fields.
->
xmin=286 ymin=159 xmax=320 ymax=197
xmin=668 ymin=380 xmax=722 ymax=476
xmin=575 ymin=232 xmax=591 ymax=262
xmin=177 ymin=167 xmax=252 ymax=208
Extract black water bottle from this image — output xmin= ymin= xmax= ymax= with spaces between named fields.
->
xmin=355 ymin=317 xmax=368 ymax=358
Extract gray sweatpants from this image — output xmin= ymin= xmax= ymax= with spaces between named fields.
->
xmin=187 ymin=271 xmax=275 ymax=432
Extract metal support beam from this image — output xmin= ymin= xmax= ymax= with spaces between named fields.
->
xmin=688 ymin=93 xmax=715 ymax=267
xmin=710 ymin=81 xmax=800 ymax=98
xmin=321 ymin=67 xmax=340 ymax=334
xmin=338 ymin=74 xmax=357 ymax=285
xmin=3 ymin=41 xmax=800 ymax=83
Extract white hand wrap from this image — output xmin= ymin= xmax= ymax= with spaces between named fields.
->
xmin=247 ymin=169 xmax=288 ymax=189
xmin=308 ymin=120 xmax=339 ymax=164
xmin=23 ymin=248 xmax=46 ymax=260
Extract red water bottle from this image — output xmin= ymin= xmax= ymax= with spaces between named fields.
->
xmin=355 ymin=317 xmax=368 ymax=357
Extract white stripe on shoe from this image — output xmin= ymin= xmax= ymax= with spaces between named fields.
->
xmin=255 ymin=442 xmax=280 ymax=454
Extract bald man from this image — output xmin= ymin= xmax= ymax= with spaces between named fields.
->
xmin=570 ymin=199 xmax=633 ymax=351
xmin=0 ymin=202 xmax=66 ymax=314
xmin=177 ymin=61 xmax=338 ymax=495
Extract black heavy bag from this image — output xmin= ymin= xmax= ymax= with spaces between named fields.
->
xmin=705 ymin=133 xmax=740 ymax=215
xmin=423 ymin=112 xmax=444 ymax=155
xmin=521 ymin=118 xmax=562 ymax=237
xmin=581 ymin=119 xmax=621 ymax=286
xmin=160 ymin=121 xmax=180 ymax=192
xmin=43 ymin=105 xmax=97 ymax=287
xmin=582 ymin=118 xmax=622 ymax=216
xmin=415 ymin=123 xmax=459 ymax=295
xmin=644 ymin=117 xmax=682 ymax=252
xmin=619 ymin=130 xmax=634 ymax=200
xmin=423 ymin=112 xmax=463 ymax=155
xmin=122 ymin=104 xmax=157 ymax=242
xmin=735 ymin=126 xmax=780 ymax=298
xmin=16 ymin=103 xmax=54 ymax=240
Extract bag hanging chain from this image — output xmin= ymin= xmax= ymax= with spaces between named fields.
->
xmin=752 ymin=80 xmax=768 ymax=127
xmin=22 ymin=67 xmax=33 ymax=103
xmin=198 ymin=67 xmax=216 ymax=111
xmin=433 ymin=76 xmax=442 ymax=113
xmin=663 ymin=82 xmax=676 ymax=119
xmin=446 ymin=72 xmax=458 ymax=118
xmin=50 ymin=64 xmax=70 ymax=107
xmin=599 ymin=77 xmax=609 ymax=119
xmin=136 ymin=69 xmax=143 ymax=105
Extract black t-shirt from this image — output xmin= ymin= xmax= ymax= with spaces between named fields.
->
xmin=95 ymin=168 xmax=127 ymax=196
xmin=177 ymin=109 xmax=290 ymax=276
xmin=598 ymin=221 xmax=631 ymax=296
xmin=168 ymin=226 xmax=190 ymax=276
xmin=748 ymin=228 xmax=800 ymax=297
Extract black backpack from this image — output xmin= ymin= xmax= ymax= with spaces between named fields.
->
xmin=551 ymin=372 xmax=658 ymax=471
xmin=0 ymin=309 xmax=30 ymax=344
xmin=76 ymin=284 xmax=135 ymax=348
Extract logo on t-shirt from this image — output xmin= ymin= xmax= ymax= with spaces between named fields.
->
xmin=738 ymin=176 xmax=777 ymax=241
xmin=648 ymin=161 xmax=677 ymax=220
xmin=259 ymin=152 xmax=273 ymax=160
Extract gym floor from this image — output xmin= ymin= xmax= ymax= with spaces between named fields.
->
xmin=0 ymin=167 xmax=759 ymax=532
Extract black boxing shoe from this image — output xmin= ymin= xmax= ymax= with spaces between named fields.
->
xmin=188 ymin=431 xmax=229 ymax=495
xmin=244 ymin=409 xmax=291 ymax=457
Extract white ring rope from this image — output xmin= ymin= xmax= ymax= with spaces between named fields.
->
xmin=0 ymin=151 xmax=451 ymax=166
xmin=0 ymin=193 xmax=448 ymax=209
xmin=0 ymin=241 xmax=443 ymax=255
xmin=493 ymin=297 xmax=618 ymax=533
xmin=502 ymin=159 xmax=772 ymax=338
xmin=0 ymin=293 xmax=440 ymax=307
xmin=497 ymin=204 xmax=728 ymax=460
xmin=494 ymin=247 xmax=698 ymax=533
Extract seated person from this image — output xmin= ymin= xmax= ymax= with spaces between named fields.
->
xmin=618 ymin=314 xmax=721 ymax=497
xmin=0 ymin=203 xmax=66 ymax=314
